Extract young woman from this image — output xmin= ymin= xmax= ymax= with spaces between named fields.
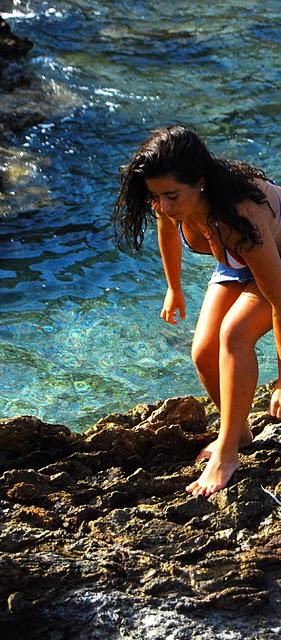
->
xmin=114 ymin=124 xmax=281 ymax=496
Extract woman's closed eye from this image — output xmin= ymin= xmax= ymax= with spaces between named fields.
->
xmin=149 ymin=192 xmax=178 ymax=202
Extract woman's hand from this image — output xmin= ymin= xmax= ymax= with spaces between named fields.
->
xmin=269 ymin=384 xmax=281 ymax=419
xmin=160 ymin=287 xmax=186 ymax=325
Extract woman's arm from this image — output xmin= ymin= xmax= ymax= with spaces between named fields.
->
xmin=235 ymin=206 xmax=281 ymax=414
xmin=238 ymin=211 xmax=281 ymax=344
xmin=157 ymin=214 xmax=186 ymax=324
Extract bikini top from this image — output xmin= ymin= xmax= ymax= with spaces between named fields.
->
xmin=179 ymin=183 xmax=281 ymax=270
xmin=178 ymin=222 xmax=247 ymax=269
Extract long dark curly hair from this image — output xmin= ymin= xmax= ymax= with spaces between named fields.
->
xmin=114 ymin=124 xmax=271 ymax=251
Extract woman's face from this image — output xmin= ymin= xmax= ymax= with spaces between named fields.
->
xmin=145 ymin=175 xmax=206 ymax=222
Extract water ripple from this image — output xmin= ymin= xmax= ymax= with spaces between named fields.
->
xmin=1 ymin=0 xmax=280 ymax=429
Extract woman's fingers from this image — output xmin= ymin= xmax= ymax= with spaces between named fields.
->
xmin=179 ymin=303 xmax=186 ymax=320
xmin=269 ymin=388 xmax=281 ymax=418
xmin=160 ymin=289 xmax=186 ymax=324
xmin=160 ymin=307 xmax=177 ymax=324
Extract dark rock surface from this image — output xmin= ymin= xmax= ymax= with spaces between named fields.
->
xmin=0 ymin=14 xmax=43 ymax=148
xmin=0 ymin=15 xmax=32 ymax=94
xmin=0 ymin=14 xmax=83 ymax=208
xmin=0 ymin=15 xmax=81 ymax=146
xmin=0 ymin=388 xmax=280 ymax=639
xmin=0 ymin=15 xmax=32 ymax=60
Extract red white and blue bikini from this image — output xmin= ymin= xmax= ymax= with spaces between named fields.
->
xmin=179 ymin=184 xmax=281 ymax=285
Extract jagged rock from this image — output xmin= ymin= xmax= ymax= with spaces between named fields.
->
xmin=0 ymin=16 xmax=32 ymax=94
xmin=251 ymin=380 xmax=276 ymax=410
xmin=7 ymin=590 xmax=27 ymax=614
xmin=0 ymin=389 xmax=280 ymax=638
xmin=0 ymin=15 xmax=82 ymax=146
xmin=15 ymin=506 xmax=62 ymax=530
xmin=0 ymin=415 xmax=81 ymax=474
xmin=254 ymin=422 xmax=281 ymax=444
xmin=87 ymin=402 xmax=160 ymax=434
xmin=138 ymin=395 xmax=207 ymax=432
xmin=0 ymin=16 xmax=32 ymax=59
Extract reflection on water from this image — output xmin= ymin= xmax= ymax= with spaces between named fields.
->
xmin=0 ymin=0 xmax=280 ymax=430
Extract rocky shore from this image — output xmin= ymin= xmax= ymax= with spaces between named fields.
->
xmin=0 ymin=385 xmax=280 ymax=639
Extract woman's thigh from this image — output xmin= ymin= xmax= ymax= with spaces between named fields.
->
xmin=220 ymin=280 xmax=272 ymax=347
xmin=192 ymin=282 xmax=246 ymax=356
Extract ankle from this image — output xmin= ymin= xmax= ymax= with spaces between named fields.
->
xmin=215 ymin=439 xmax=239 ymax=458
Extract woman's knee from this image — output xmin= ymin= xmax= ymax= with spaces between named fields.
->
xmin=219 ymin=316 xmax=253 ymax=352
xmin=191 ymin=338 xmax=217 ymax=371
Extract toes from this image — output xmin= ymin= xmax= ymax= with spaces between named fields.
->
xmin=185 ymin=481 xmax=199 ymax=494
xmin=210 ymin=482 xmax=224 ymax=494
xmin=195 ymin=484 xmax=219 ymax=498
xmin=186 ymin=481 xmax=221 ymax=498
xmin=204 ymin=486 xmax=213 ymax=497
xmin=186 ymin=482 xmax=210 ymax=498
xmin=195 ymin=486 xmax=205 ymax=496
xmin=192 ymin=486 xmax=202 ymax=497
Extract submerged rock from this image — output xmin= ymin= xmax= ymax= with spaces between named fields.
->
xmin=0 ymin=392 xmax=280 ymax=638
xmin=0 ymin=16 xmax=32 ymax=60
xmin=0 ymin=15 xmax=32 ymax=93
xmin=0 ymin=15 xmax=82 ymax=149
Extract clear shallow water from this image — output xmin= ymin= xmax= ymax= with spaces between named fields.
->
xmin=1 ymin=0 xmax=281 ymax=431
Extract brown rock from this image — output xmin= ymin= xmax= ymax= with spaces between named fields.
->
xmin=138 ymin=396 xmax=207 ymax=433
xmin=16 ymin=506 xmax=62 ymax=530
xmin=0 ymin=416 xmax=80 ymax=473
xmin=6 ymin=482 xmax=42 ymax=503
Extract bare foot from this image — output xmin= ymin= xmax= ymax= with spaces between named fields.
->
xmin=197 ymin=425 xmax=252 ymax=461
xmin=186 ymin=451 xmax=240 ymax=497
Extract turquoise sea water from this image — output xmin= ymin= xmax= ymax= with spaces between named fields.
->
xmin=1 ymin=0 xmax=281 ymax=431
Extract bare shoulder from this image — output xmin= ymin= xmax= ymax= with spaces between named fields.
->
xmin=216 ymin=197 xmax=269 ymax=257
xmin=237 ymin=198 xmax=267 ymax=228
xmin=238 ymin=179 xmax=281 ymax=225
